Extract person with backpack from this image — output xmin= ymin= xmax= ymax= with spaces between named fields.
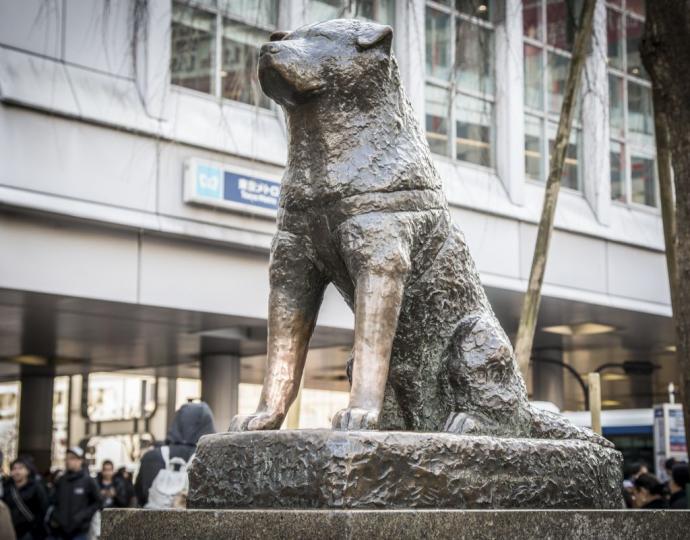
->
xmin=2 ymin=456 xmax=49 ymax=539
xmin=134 ymin=402 xmax=216 ymax=508
xmin=50 ymin=447 xmax=101 ymax=540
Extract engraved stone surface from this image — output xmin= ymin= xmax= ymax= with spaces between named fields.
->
xmin=187 ymin=430 xmax=623 ymax=510
xmin=102 ymin=508 xmax=690 ymax=540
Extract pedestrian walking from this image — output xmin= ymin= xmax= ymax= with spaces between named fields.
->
xmin=2 ymin=456 xmax=49 ymax=540
xmin=49 ymin=447 xmax=101 ymax=540
xmin=633 ymin=473 xmax=669 ymax=509
xmin=669 ymin=462 xmax=689 ymax=509
xmin=96 ymin=461 xmax=126 ymax=509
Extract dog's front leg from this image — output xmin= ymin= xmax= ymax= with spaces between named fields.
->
xmin=333 ymin=271 xmax=406 ymax=430
xmin=229 ymin=232 xmax=326 ymax=431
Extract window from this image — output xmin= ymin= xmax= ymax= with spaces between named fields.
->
xmin=523 ymin=0 xmax=583 ymax=191
xmin=606 ymin=1 xmax=657 ymax=207
xmin=425 ymin=1 xmax=495 ymax=168
xmin=305 ymin=0 xmax=395 ymax=25
xmin=171 ymin=1 xmax=278 ymax=109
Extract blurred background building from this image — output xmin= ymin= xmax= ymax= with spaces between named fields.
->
xmin=0 ymin=0 xmax=678 ymax=473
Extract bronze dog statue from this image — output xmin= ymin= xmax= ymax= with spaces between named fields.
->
xmin=229 ymin=19 xmax=607 ymax=446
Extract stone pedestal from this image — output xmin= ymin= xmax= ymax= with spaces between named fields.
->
xmin=187 ymin=430 xmax=623 ymax=509
xmin=102 ymin=509 xmax=690 ymax=540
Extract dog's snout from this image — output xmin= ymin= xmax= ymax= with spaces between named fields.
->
xmin=260 ymin=43 xmax=280 ymax=57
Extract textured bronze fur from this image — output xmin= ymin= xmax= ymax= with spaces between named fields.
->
xmin=228 ymin=19 xmax=607 ymax=446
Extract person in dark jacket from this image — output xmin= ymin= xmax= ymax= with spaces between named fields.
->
xmin=96 ymin=460 xmax=127 ymax=509
xmin=669 ymin=462 xmax=689 ymax=509
xmin=51 ymin=447 xmax=101 ymax=540
xmin=633 ymin=473 xmax=669 ymax=509
xmin=2 ymin=456 xmax=49 ymax=540
xmin=115 ymin=468 xmax=135 ymax=507
xmin=134 ymin=402 xmax=216 ymax=506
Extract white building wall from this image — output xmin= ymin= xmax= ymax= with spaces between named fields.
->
xmin=0 ymin=0 xmax=671 ymax=322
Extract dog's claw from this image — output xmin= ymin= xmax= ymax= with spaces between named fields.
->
xmin=332 ymin=407 xmax=380 ymax=430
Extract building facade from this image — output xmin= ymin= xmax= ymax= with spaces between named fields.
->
xmin=0 ymin=0 xmax=676 ymax=471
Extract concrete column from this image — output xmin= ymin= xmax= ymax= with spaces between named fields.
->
xmin=532 ymin=357 xmax=565 ymax=410
xmin=582 ymin=0 xmax=611 ymax=224
xmin=166 ymin=376 xmax=178 ymax=427
xmin=200 ymin=355 xmax=240 ymax=432
xmin=18 ymin=364 xmax=55 ymax=473
xmin=67 ymin=375 xmax=86 ymax=449
xmin=494 ymin=0 xmax=525 ymax=205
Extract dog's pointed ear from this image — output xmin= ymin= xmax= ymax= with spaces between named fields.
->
xmin=270 ymin=31 xmax=289 ymax=42
xmin=356 ymin=23 xmax=393 ymax=54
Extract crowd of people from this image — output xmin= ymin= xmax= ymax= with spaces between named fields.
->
xmin=0 ymin=402 xmax=216 ymax=540
xmin=623 ymin=458 xmax=689 ymax=510
xmin=0 ymin=401 xmax=687 ymax=538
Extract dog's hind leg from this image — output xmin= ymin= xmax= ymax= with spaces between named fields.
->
xmin=444 ymin=312 xmax=532 ymax=437
xmin=444 ymin=313 xmax=613 ymax=446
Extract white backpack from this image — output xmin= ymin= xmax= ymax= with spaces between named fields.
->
xmin=145 ymin=446 xmax=189 ymax=509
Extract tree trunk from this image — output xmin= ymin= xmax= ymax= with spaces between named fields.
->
xmin=641 ymin=1 xmax=690 ymax=456
xmin=514 ymin=0 xmax=597 ymax=378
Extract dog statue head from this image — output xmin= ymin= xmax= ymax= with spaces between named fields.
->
xmin=258 ymin=19 xmax=394 ymax=109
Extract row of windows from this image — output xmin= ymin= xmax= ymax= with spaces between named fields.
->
xmin=170 ymin=1 xmax=657 ymax=209
xmin=523 ymin=0 xmax=583 ymax=190
xmin=606 ymin=0 xmax=655 ymax=207
xmin=424 ymin=0 xmax=657 ymax=207
xmin=425 ymin=1 xmax=495 ymax=167
xmin=171 ymin=1 xmax=393 ymax=108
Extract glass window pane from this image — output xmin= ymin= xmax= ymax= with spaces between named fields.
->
xmin=305 ymin=0 xmax=345 ymax=23
xmin=87 ymin=374 xmax=156 ymax=421
xmin=456 ymin=95 xmax=493 ymax=167
xmin=627 ymin=0 xmax=645 ymax=16
xmin=525 ymin=115 xmax=543 ymax=181
xmin=547 ymin=52 xmax=569 ymax=114
xmin=307 ymin=0 xmax=395 ymax=25
xmin=631 ymin=155 xmax=656 ymax=206
xmin=628 ymin=81 xmax=654 ymax=141
xmin=524 ymin=44 xmax=543 ymax=109
xmin=523 ymin=0 xmax=542 ymax=40
xmin=546 ymin=0 xmax=581 ymax=51
xmin=171 ymin=4 xmax=216 ymax=95
xmin=606 ymin=9 xmax=623 ymax=70
xmin=425 ymin=84 xmax=450 ymax=157
xmin=626 ymin=16 xmax=648 ymax=79
xmin=220 ymin=0 xmax=278 ymax=27
xmin=221 ymin=20 xmax=271 ymax=108
xmin=352 ymin=0 xmax=395 ymax=25
xmin=608 ymin=74 xmax=624 ymax=137
xmin=426 ymin=8 xmax=452 ymax=80
xmin=456 ymin=0 xmax=493 ymax=21
xmin=455 ymin=20 xmax=494 ymax=94
xmin=548 ymin=125 xmax=580 ymax=190
xmin=610 ymin=140 xmax=625 ymax=202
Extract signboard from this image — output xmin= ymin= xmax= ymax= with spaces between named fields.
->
xmin=184 ymin=158 xmax=281 ymax=218
xmin=653 ymin=403 xmax=687 ymax=482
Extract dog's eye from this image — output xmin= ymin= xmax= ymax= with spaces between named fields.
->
xmin=270 ymin=31 xmax=289 ymax=42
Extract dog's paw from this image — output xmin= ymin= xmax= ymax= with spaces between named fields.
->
xmin=228 ymin=411 xmax=283 ymax=431
xmin=444 ymin=412 xmax=485 ymax=435
xmin=332 ymin=407 xmax=380 ymax=430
